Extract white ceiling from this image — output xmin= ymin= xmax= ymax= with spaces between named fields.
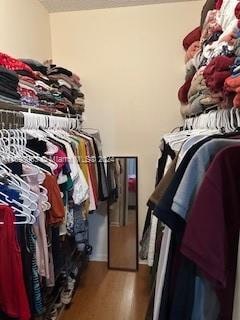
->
xmin=39 ymin=0 xmax=198 ymax=13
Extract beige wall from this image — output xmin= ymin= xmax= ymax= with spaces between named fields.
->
xmin=50 ymin=1 xmax=203 ymax=261
xmin=0 ymin=0 xmax=51 ymax=61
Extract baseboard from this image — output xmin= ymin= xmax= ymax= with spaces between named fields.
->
xmin=89 ymin=254 xmax=148 ymax=266
xmin=89 ymin=254 xmax=108 ymax=262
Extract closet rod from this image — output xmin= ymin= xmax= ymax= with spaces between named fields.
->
xmin=183 ymin=107 xmax=240 ymax=131
xmin=0 ymin=100 xmax=82 ymax=119
xmin=0 ymin=109 xmax=82 ymax=130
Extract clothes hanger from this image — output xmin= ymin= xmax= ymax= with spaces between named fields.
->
xmin=207 ymin=110 xmax=217 ymax=130
xmin=0 ymin=128 xmax=32 ymax=164
xmin=0 ymin=181 xmax=33 ymax=209
xmin=232 ymin=108 xmax=238 ymax=130
xmin=47 ymin=127 xmax=72 ymax=143
xmin=1 ymin=139 xmax=49 ymax=177
xmin=223 ymin=110 xmax=230 ymax=132
xmin=0 ymin=192 xmax=32 ymax=214
xmin=18 ymin=127 xmax=27 ymax=152
xmin=0 ymin=120 xmax=52 ymax=188
xmin=226 ymin=109 xmax=234 ymax=132
xmin=8 ymin=120 xmax=25 ymax=151
xmin=236 ymin=108 xmax=240 ymax=128
xmin=215 ymin=109 xmax=222 ymax=131
xmin=40 ymin=198 xmax=51 ymax=212
xmin=45 ymin=140 xmax=59 ymax=156
xmin=18 ymin=145 xmax=54 ymax=175
xmin=21 ymin=128 xmax=59 ymax=172
xmin=0 ymin=192 xmax=34 ymax=224
xmin=40 ymin=156 xmax=58 ymax=172
xmin=21 ymin=152 xmax=49 ymax=177
xmin=13 ymin=126 xmax=24 ymax=152
xmin=81 ymin=127 xmax=99 ymax=134
xmin=20 ymin=162 xmax=40 ymax=177
xmin=0 ymin=168 xmax=31 ymax=194
xmin=0 ymin=200 xmax=31 ymax=224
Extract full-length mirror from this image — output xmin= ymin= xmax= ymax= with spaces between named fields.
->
xmin=107 ymin=157 xmax=138 ymax=271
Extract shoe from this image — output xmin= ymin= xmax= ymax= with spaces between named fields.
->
xmin=61 ymin=288 xmax=73 ymax=305
xmin=71 ymin=266 xmax=79 ymax=278
xmin=67 ymin=276 xmax=76 ymax=290
xmin=46 ymin=307 xmax=58 ymax=320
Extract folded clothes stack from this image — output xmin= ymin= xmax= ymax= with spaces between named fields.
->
xmin=47 ymin=65 xmax=85 ymax=114
xmin=0 ymin=67 xmax=20 ymax=105
xmin=179 ymin=67 xmax=224 ymax=116
xmin=21 ymin=60 xmax=85 ymax=114
xmin=203 ymin=55 xmax=234 ymax=92
xmin=18 ymin=75 xmax=39 ymax=107
xmin=21 ymin=59 xmax=60 ymax=112
xmin=0 ymin=53 xmax=40 ymax=107
xmin=0 ymin=52 xmax=85 ymax=114
xmin=179 ymin=0 xmax=240 ymax=117
xmin=21 ymin=59 xmax=56 ymax=110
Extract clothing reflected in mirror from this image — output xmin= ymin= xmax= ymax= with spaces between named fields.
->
xmin=107 ymin=157 xmax=138 ymax=271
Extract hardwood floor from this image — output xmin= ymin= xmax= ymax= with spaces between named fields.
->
xmin=61 ymin=262 xmax=151 ymax=320
xmin=109 ymin=210 xmax=137 ymax=269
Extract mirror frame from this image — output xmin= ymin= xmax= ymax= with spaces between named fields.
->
xmin=107 ymin=156 xmax=139 ymax=272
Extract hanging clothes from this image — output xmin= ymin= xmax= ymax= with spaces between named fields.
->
xmin=146 ymin=128 xmax=240 ymax=320
xmin=141 ymin=139 xmax=176 ymax=266
xmin=0 ymin=121 xmax=108 ymax=320
xmin=0 ymin=205 xmax=31 ymax=320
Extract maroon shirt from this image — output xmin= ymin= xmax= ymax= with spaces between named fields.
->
xmin=181 ymin=145 xmax=240 ymax=320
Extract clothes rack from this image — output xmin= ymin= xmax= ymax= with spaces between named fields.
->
xmin=0 ymin=104 xmax=82 ymax=130
xmin=143 ymin=106 xmax=240 ymax=319
xmin=0 ymin=100 xmax=83 ymax=117
xmin=183 ymin=108 xmax=240 ymax=132
xmin=0 ymin=109 xmax=108 ymax=320
xmin=22 ymin=112 xmax=81 ymax=131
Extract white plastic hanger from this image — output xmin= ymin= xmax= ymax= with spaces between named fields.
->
xmin=0 ymin=182 xmax=32 ymax=208
xmin=0 ymin=192 xmax=31 ymax=213
xmin=0 ymin=169 xmax=31 ymax=194
xmin=0 ymin=200 xmax=30 ymax=224
xmin=236 ymin=109 xmax=240 ymax=128
xmin=0 ymin=193 xmax=33 ymax=224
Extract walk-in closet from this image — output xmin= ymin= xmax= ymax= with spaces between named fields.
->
xmin=1 ymin=0 xmax=240 ymax=319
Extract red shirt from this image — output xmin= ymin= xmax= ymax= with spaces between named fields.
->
xmin=0 ymin=52 xmax=35 ymax=77
xmin=0 ymin=205 xmax=31 ymax=319
xmin=181 ymin=145 xmax=240 ymax=319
